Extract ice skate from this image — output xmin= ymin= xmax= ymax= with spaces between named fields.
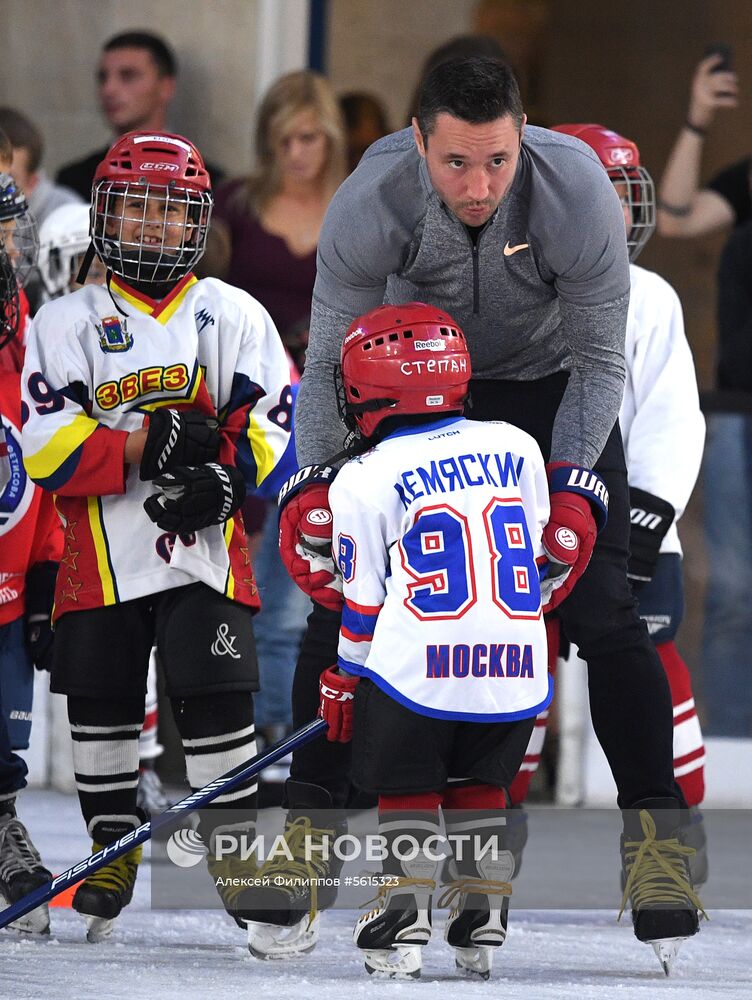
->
xmin=0 ymin=806 xmax=52 ymax=935
xmin=206 ymin=825 xmax=259 ymax=930
xmin=353 ymin=875 xmax=435 ymax=979
xmin=619 ymin=798 xmax=707 ymax=974
xmin=72 ymin=843 xmax=142 ymax=942
xmin=440 ymin=847 xmax=515 ymax=980
xmin=242 ymin=781 xmax=346 ymax=959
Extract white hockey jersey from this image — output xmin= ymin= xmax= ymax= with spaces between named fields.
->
xmin=620 ymin=265 xmax=705 ymax=555
xmin=330 ymin=416 xmax=553 ymax=722
xmin=21 ymin=273 xmax=291 ymax=617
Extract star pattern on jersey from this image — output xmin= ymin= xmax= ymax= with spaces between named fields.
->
xmin=239 ymin=545 xmax=251 ymax=567
xmin=59 ymin=576 xmax=82 ymax=603
xmin=61 ymin=546 xmax=80 ymax=572
xmin=65 ymin=519 xmax=78 ymax=543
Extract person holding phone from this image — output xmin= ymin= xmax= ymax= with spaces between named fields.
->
xmin=657 ymin=47 xmax=752 ymax=738
xmin=657 ymin=46 xmax=744 ymax=237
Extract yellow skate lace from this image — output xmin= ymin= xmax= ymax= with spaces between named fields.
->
xmin=437 ymin=877 xmax=512 ymax=916
xmin=85 ymin=843 xmax=142 ymax=894
xmin=618 ymin=810 xmax=708 ymax=922
xmin=255 ymin=816 xmax=336 ymax=924
xmin=207 ymin=851 xmax=259 ymax=909
xmin=359 ymin=877 xmax=437 ymax=923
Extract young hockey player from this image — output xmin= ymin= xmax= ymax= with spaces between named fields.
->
xmin=307 ymin=301 xmax=607 ymax=978
xmin=21 ymin=131 xmax=292 ymax=941
xmin=36 ymin=201 xmax=170 ymax=816
xmin=0 ymin=219 xmax=62 ymax=936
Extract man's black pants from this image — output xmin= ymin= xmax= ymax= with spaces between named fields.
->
xmin=290 ymin=374 xmax=682 ymax=810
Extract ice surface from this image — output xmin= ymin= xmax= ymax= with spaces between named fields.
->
xmin=1 ymin=790 xmax=749 ymax=1000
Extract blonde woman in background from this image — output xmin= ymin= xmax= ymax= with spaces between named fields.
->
xmin=213 ymin=69 xmax=346 ymax=337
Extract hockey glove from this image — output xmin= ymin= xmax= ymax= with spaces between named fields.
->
xmin=540 ymin=463 xmax=609 ymax=613
xmin=319 ymin=666 xmax=359 ymax=743
xmin=139 ymin=408 xmax=221 ymax=481
xmin=278 ymin=464 xmax=343 ymax=611
xmin=143 ymin=463 xmax=246 ymax=533
xmin=627 ymin=487 xmax=675 ymax=588
xmin=25 ymin=560 xmax=58 ymax=672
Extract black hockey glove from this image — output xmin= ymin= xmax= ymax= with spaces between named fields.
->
xmin=627 ymin=487 xmax=675 ymax=588
xmin=143 ymin=464 xmax=246 ymax=533
xmin=25 ymin=560 xmax=58 ymax=672
xmin=139 ymin=408 xmax=221 ymax=481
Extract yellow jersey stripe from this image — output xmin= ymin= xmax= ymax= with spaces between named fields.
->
xmin=153 ymin=275 xmax=199 ymax=325
xmin=247 ymin=413 xmax=276 ymax=486
xmin=87 ymin=495 xmax=118 ymax=605
xmin=223 ymin=518 xmax=235 ymax=599
xmin=24 ymin=415 xmax=99 ymax=480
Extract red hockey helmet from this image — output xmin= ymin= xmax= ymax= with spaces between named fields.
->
xmin=337 ymin=302 xmax=471 ymax=440
xmin=91 ymin=131 xmax=213 ymax=283
xmin=552 ymin=123 xmax=655 ymax=262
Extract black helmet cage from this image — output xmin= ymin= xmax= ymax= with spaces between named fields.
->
xmin=0 ymin=249 xmax=20 ymax=350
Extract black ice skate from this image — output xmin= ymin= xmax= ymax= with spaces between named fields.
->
xmin=353 ymin=871 xmax=436 ymax=979
xmin=72 ymin=819 xmax=144 ymax=942
xmin=0 ymin=803 xmax=52 ymax=935
xmin=352 ymin=812 xmax=441 ymax=979
xmin=243 ymin=780 xmax=346 ymax=959
xmin=205 ymin=823 xmax=259 ymax=929
xmin=440 ymin=812 xmax=515 ymax=980
xmin=619 ymin=798 xmax=707 ymax=975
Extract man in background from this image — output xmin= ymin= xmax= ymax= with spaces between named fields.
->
xmin=56 ymin=30 xmax=223 ymax=198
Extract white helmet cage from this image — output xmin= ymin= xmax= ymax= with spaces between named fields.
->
xmin=91 ymin=178 xmax=213 ymax=284
xmin=608 ymin=163 xmax=655 ymax=263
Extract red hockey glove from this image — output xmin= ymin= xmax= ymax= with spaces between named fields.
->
xmin=540 ymin=463 xmax=609 ymax=613
xmin=278 ymin=464 xmax=343 ymax=611
xmin=319 ymin=666 xmax=359 ymax=743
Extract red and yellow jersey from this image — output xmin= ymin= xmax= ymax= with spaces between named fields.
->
xmin=0 ymin=371 xmax=63 ymax=625
xmin=21 ymin=274 xmax=291 ymax=619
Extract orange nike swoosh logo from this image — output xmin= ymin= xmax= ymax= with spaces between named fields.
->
xmin=503 ymin=241 xmax=530 ymax=256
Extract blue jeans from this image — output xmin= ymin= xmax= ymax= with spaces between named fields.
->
xmin=252 ymin=504 xmax=311 ymax=729
xmin=701 ymin=413 xmax=752 ymax=736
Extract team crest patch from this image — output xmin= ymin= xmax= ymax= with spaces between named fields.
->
xmin=96 ymin=315 xmax=133 ymax=353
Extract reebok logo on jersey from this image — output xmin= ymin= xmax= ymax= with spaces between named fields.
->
xmin=211 ymin=623 xmax=240 ymax=658
xmin=503 ymin=241 xmax=529 ymax=256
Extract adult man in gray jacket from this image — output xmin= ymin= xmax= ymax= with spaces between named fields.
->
xmin=265 ymin=57 xmax=701 ymax=967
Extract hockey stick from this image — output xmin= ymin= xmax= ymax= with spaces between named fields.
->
xmin=0 ymin=717 xmax=327 ymax=930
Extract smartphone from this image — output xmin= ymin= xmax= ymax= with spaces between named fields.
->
xmin=704 ymin=43 xmax=733 ymax=73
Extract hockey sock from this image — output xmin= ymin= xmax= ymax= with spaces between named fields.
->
xmin=67 ymin=696 xmax=145 ymax=838
xmin=508 ymin=616 xmax=560 ymax=805
xmin=443 ymin=784 xmax=514 ymax=880
xmin=171 ymin=692 xmax=257 ymax=843
xmin=443 ymin=783 xmax=507 ymax=810
xmin=656 ymin=641 xmax=705 ymax=807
